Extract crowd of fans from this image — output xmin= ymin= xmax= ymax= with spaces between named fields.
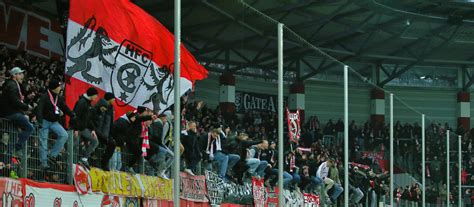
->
xmin=1 ymin=46 xmax=474 ymax=205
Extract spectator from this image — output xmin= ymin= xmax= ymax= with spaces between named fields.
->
xmin=317 ymin=158 xmax=343 ymax=204
xmin=124 ymin=106 xmax=154 ymax=173
xmin=36 ymin=79 xmax=74 ymax=169
xmin=0 ymin=67 xmax=34 ymax=158
xmin=108 ymin=111 xmax=138 ymax=171
xmin=247 ymin=140 xmax=269 ymax=178
xmin=148 ymin=113 xmax=174 ymax=179
xmin=202 ymin=128 xmax=240 ymax=180
xmin=70 ymin=87 xmax=99 ymax=168
xmin=94 ymin=92 xmax=115 ymax=170
xmin=182 ymin=121 xmax=201 ymax=175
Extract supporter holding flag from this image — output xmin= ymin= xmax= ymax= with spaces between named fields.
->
xmin=0 ymin=67 xmax=34 ymax=159
xmin=36 ymin=79 xmax=75 ymax=169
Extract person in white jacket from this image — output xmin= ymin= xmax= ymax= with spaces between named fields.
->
xmin=316 ymin=158 xmax=343 ymax=204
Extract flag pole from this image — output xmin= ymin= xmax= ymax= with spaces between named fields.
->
xmin=343 ymin=65 xmax=349 ymax=207
xmin=447 ymin=130 xmax=450 ymax=207
xmin=458 ymin=135 xmax=462 ymax=207
xmin=277 ymin=22 xmax=285 ymax=207
xmin=173 ymin=0 xmax=181 ymax=206
xmin=389 ymin=93 xmax=394 ymax=206
xmin=421 ymin=114 xmax=426 ymax=207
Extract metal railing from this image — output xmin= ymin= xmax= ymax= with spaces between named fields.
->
xmin=0 ymin=118 xmax=145 ymax=184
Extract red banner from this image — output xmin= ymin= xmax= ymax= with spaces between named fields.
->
xmin=286 ymin=108 xmax=301 ymax=143
xmin=180 ymin=173 xmax=208 ymax=203
xmin=252 ymin=178 xmax=265 ymax=207
xmin=303 ymin=193 xmax=320 ymax=207
xmin=265 ymin=187 xmax=278 ymax=207
xmin=0 ymin=178 xmax=23 ymax=207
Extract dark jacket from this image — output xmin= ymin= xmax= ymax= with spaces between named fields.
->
xmin=112 ymin=116 xmax=133 ymax=147
xmin=70 ymin=95 xmax=96 ymax=131
xmin=0 ymin=79 xmax=29 ymax=116
xmin=182 ymin=130 xmax=201 ymax=161
xmin=93 ymin=99 xmax=114 ymax=141
xmin=36 ymin=90 xmax=73 ymax=123
xmin=146 ymin=119 xmax=165 ymax=159
xmin=235 ymin=139 xmax=263 ymax=162
xmin=126 ymin=115 xmax=153 ymax=146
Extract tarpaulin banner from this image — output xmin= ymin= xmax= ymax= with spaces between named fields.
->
xmin=251 ymin=178 xmax=266 ymax=207
xmin=287 ymin=108 xmax=301 ymax=143
xmin=283 ymin=189 xmax=303 ymax=207
xmin=0 ymin=178 xmax=23 ymax=207
xmin=303 ymin=193 xmax=320 ymax=207
xmin=88 ymin=167 xmax=172 ymax=200
xmin=180 ymin=172 xmax=208 ymax=202
xmin=22 ymin=179 xmax=103 ymax=207
xmin=205 ymin=171 xmax=225 ymax=205
xmin=265 ymin=187 xmax=278 ymax=207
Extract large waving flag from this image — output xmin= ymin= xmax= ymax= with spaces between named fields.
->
xmin=65 ymin=0 xmax=208 ymax=116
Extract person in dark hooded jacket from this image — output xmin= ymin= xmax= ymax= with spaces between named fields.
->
xmin=70 ymin=87 xmax=99 ymax=167
xmin=94 ymin=92 xmax=115 ymax=170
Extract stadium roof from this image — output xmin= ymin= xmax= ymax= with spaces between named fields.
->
xmin=31 ymin=0 xmax=474 ymax=86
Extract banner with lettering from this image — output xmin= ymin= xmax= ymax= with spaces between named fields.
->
xmin=0 ymin=2 xmax=64 ymax=59
xmin=235 ymin=91 xmax=287 ymax=113
xmin=252 ymin=178 xmax=266 ymax=207
xmin=0 ymin=178 xmax=23 ymax=207
xmin=223 ymin=182 xmax=253 ymax=205
xmin=286 ymin=108 xmax=301 ymax=143
xmin=180 ymin=172 xmax=208 ymax=202
xmin=87 ymin=167 xmax=172 ymax=200
xmin=205 ymin=171 xmax=226 ymax=205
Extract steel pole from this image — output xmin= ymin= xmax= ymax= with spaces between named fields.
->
xmin=390 ymin=93 xmax=394 ymax=206
xmin=277 ymin=23 xmax=285 ymax=207
xmin=421 ymin=114 xmax=426 ymax=207
xmin=343 ymin=65 xmax=349 ymax=207
xmin=173 ymin=0 xmax=181 ymax=206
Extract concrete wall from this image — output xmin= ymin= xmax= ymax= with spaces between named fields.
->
xmin=193 ymin=74 xmax=463 ymax=127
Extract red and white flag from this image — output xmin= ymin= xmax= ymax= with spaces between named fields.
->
xmin=65 ymin=0 xmax=208 ymax=117
xmin=286 ymin=108 xmax=301 ymax=143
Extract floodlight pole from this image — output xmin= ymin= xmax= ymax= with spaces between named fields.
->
xmin=458 ymin=135 xmax=462 ymax=207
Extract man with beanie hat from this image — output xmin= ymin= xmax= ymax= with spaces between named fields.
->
xmin=70 ymin=87 xmax=99 ymax=168
xmin=36 ymin=79 xmax=75 ymax=169
xmin=105 ymin=111 xmax=137 ymax=171
xmin=0 ymin=66 xmax=34 ymax=158
xmin=93 ymin=92 xmax=116 ymax=170
xmin=124 ymin=107 xmax=155 ymax=173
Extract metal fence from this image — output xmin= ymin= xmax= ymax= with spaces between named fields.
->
xmin=0 ymin=118 xmax=144 ymax=185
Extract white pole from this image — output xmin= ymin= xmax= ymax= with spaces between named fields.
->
xmin=447 ymin=130 xmax=450 ymax=207
xmin=390 ymin=93 xmax=394 ymax=206
xmin=458 ymin=135 xmax=462 ymax=207
xmin=277 ymin=23 xmax=284 ymax=207
xmin=173 ymin=0 xmax=181 ymax=206
xmin=343 ymin=65 xmax=349 ymax=207
xmin=421 ymin=114 xmax=426 ymax=207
